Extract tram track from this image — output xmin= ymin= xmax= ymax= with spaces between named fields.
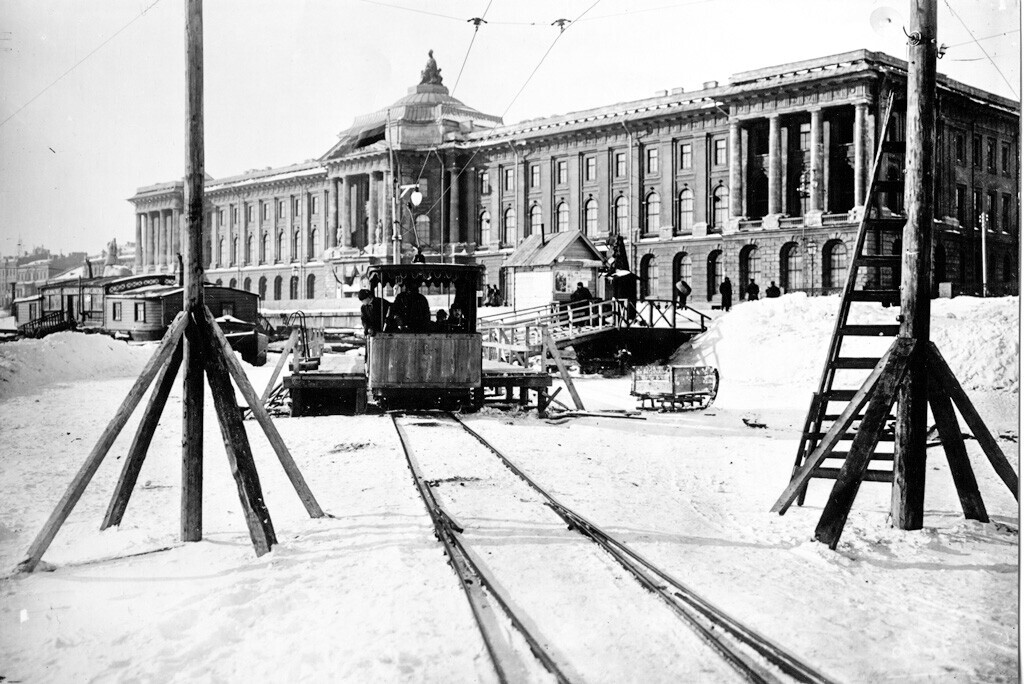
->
xmin=392 ymin=411 xmax=837 ymax=684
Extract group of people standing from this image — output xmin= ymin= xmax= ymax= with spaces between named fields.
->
xmin=675 ymin=276 xmax=782 ymax=312
xmin=358 ymin=283 xmax=467 ymax=335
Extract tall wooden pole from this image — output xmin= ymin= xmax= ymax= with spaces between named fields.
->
xmin=181 ymin=0 xmax=205 ymax=541
xmin=891 ymin=0 xmax=936 ymax=529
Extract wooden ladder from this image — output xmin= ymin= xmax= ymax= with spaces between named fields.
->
xmin=792 ymin=91 xmax=908 ymax=503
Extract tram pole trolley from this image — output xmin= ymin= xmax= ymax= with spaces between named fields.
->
xmin=630 ymin=365 xmax=719 ymax=411
xmin=364 ymin=263 xmax=485 ymax=411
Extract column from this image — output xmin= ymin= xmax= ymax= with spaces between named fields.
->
xmin=854 ymin=102 xmax=868 ymax=209
xmin=339 ymin=176 xmax=351 ymax=248
xmin=383 ymin=174 xmax=394 ymax=247
xmin=164 ymin=211 xmax=173 ymax=269
xmin=449 ymin=165 xmax=460 ymax=244
xmin=368 ymin=173 xmax=380 ymax=246
xmin=767 ymin=114 xmax=782 ymax=217
xmin=172 ymin=208 xmax=181 ymax=264
xmin=212 ymin=208 xmax=221 ymax=267
xmin=809 ymin=109 xmax=825 ymax=214
xmin=729 ymin=120 xmax=744 ymax=219
xmin=153 ymin=211 xmax=163 ymax=269
xmin=145 ymin=212 xmax=154 ymax=271
xmin=328 ymin=179 xmax=339 ymax=248
xmin=286 ymin=195 xmax=294 ymax=263
xmin=134 ymin=214 xmax=143 ymax=272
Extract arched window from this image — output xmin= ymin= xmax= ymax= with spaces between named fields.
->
xmin=639 ymin=254 xmax=658 ymax=298
xmin=273 ymin=276 xmax=282 ymax=301
xmin=232 ymin=237 xmax=239 ymax=265
xmin=823 ymin=239 xmax=848 ymax=290
xmin=308 ymin=229 xmax=318 ymax=260
xmin=556 ymin=201 xmax=569 ymax=233
xmin=780 ymin=242 xmax=801 ymax=291
xmin=276 ymin=231 xmax=283 ymax=262
xmin=261 ymin=233 xmax=269 ymax=264
xmin=245 ymin=234 xmax=253 ymax=264
xmin=258 ymin=276 xmax=267 ymax=300
xmin=243 ymin=277 xmax=252 ymax=292
xmin=503 ymin=207 xmax=516 ymax=245
xmin=583 ymin=198 xmax=597 ymax=235
xmin=228 ymin=278 xmax=237 ymax=289
xmin=215 ymin=278 xmax=223 ymax=287
xmin=712 ymin=185 xmax=729 ymax=230
xmin=292 ymin=230 xmax=300 ymax=261
xmin=707 ymin=250 xmax=723 ymax=300
xmin=478 ymin=211 xmax=491 ymax=245
xmin=739 ymin=245 xmax=760 ymax=295
xmin=306 ymin=273 xmax=316 ymax=299
xmin=677 ymin=188 xmax=694 ymax=234
xmin=673 ymin=252 xmax=692 ymax=285
xmin=218 ymin=237 xmax=225 ymax=266
xmin=614 ymin=196 xmax=628 ymax=235
xmin=644 ymin=191 xmax=660 ymax=235
xmin=289 ymin=275 xmax=299 ymax=300
xmin=529 ymin=204 xmax=543 ymax=238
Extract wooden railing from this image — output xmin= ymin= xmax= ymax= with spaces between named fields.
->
xmin=18 ymin=311 xmax=74 ymax=338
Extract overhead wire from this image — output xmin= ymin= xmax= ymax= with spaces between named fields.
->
xmin=941 ymin=0 xmax=1018 ymax=98
xmin=0 ymin=0 xmax=165 ymax=130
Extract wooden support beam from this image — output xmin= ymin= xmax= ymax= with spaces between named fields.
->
xmin=101 ymin=339 xmax=184 ymax=530
xmin=204 ymin=307 xmax=324 ymax=518
xmin=928 ymin=377 xmax=989 ymax=522
xmin=814 ymin=343 xmax=915 ymax=549
xmin=262 ymin=328 xmax=298 ymax=404
xmin=203 ymin=323 xmax=277 ymax=556
xmin=542 ymin=327 xmax=584 ymax=411
xmin=772 ymin=338 xmax=906 ymax=514
xmin=17 ymin=314 xmax=188 ymax=572
xmin=927 ymin=342 xmax=1018 ymax=498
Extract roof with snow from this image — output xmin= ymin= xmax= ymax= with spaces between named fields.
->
xmin=504 ymin=231 xmax=604 ymax=269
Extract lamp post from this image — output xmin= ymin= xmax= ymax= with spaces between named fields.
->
xmin=392 ymin=184 xmax=423 ymax=263
xmin=805 ymin=238 xmax=817 ymax=295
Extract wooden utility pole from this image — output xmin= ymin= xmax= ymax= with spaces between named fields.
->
xmin=181 ymin=0 xmax=205 ymax=542
xmin=890 ymin=0 xmax=936 ymax=530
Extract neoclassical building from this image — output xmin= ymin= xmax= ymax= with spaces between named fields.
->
xmin=129 ymin=49 xmax=1019 ymax=307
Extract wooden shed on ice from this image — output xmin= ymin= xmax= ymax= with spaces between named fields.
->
xmin=105 ymin=283 xmax=259 ymax=341
xmin=502 ymin=231 xmax=605 ymax=309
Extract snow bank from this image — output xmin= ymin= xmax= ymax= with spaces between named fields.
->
xmin=0 ymin=332 xmax=153 ymax=399
xmin=672 ymin=294 xmax=1019 ymax=392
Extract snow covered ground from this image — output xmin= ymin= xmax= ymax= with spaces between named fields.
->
xmin=0 ymin=295 xmax=1018 ymax=682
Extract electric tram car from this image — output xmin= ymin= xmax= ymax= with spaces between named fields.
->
xmin=364 ymin=263 xmax=484 ymax=410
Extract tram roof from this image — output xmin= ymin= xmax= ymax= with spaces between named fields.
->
xmin=367 ymin=263 xmax=483 ymax=288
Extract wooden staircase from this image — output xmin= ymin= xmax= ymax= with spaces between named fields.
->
xmin=792 ymin=92 xmax=908 ymax=502
xmin=18 ymin=311 xmax=75 ymax=339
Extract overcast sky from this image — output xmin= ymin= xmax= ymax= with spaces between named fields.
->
xmin=0 ymin=0 xmax=1019 ymax=256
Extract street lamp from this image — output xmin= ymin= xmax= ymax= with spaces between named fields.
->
xmin=391 ymin=183 xmax=423 ymax=263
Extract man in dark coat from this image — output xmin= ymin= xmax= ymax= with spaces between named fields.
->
xmin=745 ymin=278 xmax=760 ymax=301
xmin=390 ymin=280 xmax=431 ymax=332
xmin=719 ymin=277 xmax=733 ymax=312
xmin=569 ymin=282 xmax=593 ymax=303
xmin=358 ymin=288 xmax=391 ymax=335
xmin=675 ymin=277 xmax=692 ymax=309
xmin=765 ymin=281 xmax=781 ymax=298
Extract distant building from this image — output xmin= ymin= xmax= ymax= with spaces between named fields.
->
xmin=129 ymin=49 xmax=1019 ymax=308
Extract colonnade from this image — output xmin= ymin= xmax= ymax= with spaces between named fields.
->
xmin=134 ymin=207 xmax=181 ymax=273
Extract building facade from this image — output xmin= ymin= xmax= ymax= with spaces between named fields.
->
xmin=129 ymin=49 xmax=1019 ymax=308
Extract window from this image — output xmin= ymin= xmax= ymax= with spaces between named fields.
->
xmin=530 ymin=164 xmax=541 ymax=189
xmin=528 ymin=204 xmax=542 ymax=237
xmin=112 ymin=302 xmax=122 ymax=321
xmin=289 ymin=276 xmax=299 ymax=300
xmin=614 ymin=152 xmax=626 ymax=178
xmin=986 ymin=138 xmax=997 ymax=173
xmin=713 ymin=138 xmax=727 ymax=166
xmin=644 ymin=191 xmax=660 ymax=234
xmin=232 ymin=237 xmax=239 ymax=265
xmin=584 ymin=156 xmax=596 ymax=182
xmin=218 ymin=237 xmax=225 ymax=265
xmin=780 ymin=242 xmax=802 ymax=291
xmin=583 ymin=198 xmax=597 ymax=235
xmin=706 ymin=250 xmax=722 ymax=299
xmin=673 ymin=252 xmax=692 ymax=284
xmin=247 ymin=204 xmax=255 ymax=221
xmin=1002 ymin=194 xmax=1013 ymax=234
xmin=973 ymin=188 xmax=984 ymax=228
xmin=258 ymin=276 xmax=267 ymax=300
xmin=987 ymin=192 xmax=997 ymax=231
xmin=614 ymin=196 xmax=628 ymax=234
xmin=261 ymin=233 xmax=269 ymax=263
xmin=292 ymin=229 xmax=300 ymax=260
xmin=478 ymin=211 xmax=491 ymax=244
xmin=273 ymin=276 xmax=282 ymax=300
xmin=955 ymin=185 xmax=967 ymax=224
xmin=232 ymin=206 xmax=239 ymax=224
xmin=306 ymin=273 xmax=316 ymax=299
xmin=293 ymin=197 xmax=301 ymax=215
xmin=954 ymin=133 xmax=966 ymax=164
xmin=556 ymin=201 xmax=569 ymax=233
xmin=308 ymin=229 xmax=319 ymax=259
xmin=823 ymin=240 xmax=848 ymax=290
xmin=1001 ymin=142 xmax=1012 ymax=175
xmin=229 ymin=278 xmax=237 ymax=289
xmin=639 ymin=254 xmax=658 ymax=298
xmin=504 ymin=168 xmax=515 ymax=192
xmin=245 ymin=235 xmax=253 ymax=264
xmin=243 ymin=277 xmax=252 ymax=292
xmin=276 ymin=231 xmax=283 ymax=262
xmin=480 ymin=171 xmax=490 ymax=195
xmin=134 ymin=302 xmax=146 ymax=322
xmin=711 ymin=185 xmax=729 ymax=229
xmin=972 ymin=134 xmax=982 ymax=168
xmin=219 ymin=208 xmax=226 ymax=224
xmin=278 ymin=200 xmax=286 ymax=217
xmin=262 ymin=203 xmax=269 ymax=221
xmin=677 ymin=188 xmax=694 ymax=234
xmin=502 ymin=207 xmax=516 ymax=245
xmin=679 ymin=143 xmax=692 ymax=170
xmin=646 ymin=147 xmax=659 ymax=174
xmin=798 ymin=123 xmax=811 ymax=151
xmin=556 ymin=160 xmax=568 ymax=185
xmin=739 ymin=245 xmax=760 ymax=295
xmin=220 ymin=302 xmax=234 ymax=318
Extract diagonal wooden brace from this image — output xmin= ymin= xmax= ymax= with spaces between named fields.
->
xmin=927 ymin=376 xmax=989 ymax=522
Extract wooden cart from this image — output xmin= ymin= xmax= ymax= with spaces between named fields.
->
xmin=631 ymin=365 xmax=719 ymax=411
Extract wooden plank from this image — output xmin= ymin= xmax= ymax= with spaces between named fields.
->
xmin=101 ymin=338 xmax=184 ymax=530
xmin=811 ymin=468 xmax=893 ymax=483
xmin=203 ymin=321 xmax=276 ymax=556
xmin=928 ymin=377 xmax=989 ymax=522
xmin=261 ymin=328 xmax=298 ymax=404
xmin=927 ymin=342 xmax=1018 ymax=498
xmin=831 ymin=357 xmax=882 ymax=369
xmin=847 ymin=289 xmax=900 ymax=302
xmin=839 ymin=324 xmax=901 ymax=336
xmin=771 ymin=338 xmax=908 ymax=514
xmin=542 ymin=327 xmax=584 ymax=411
xmin=814 ymin=342 xmax=915 ymax=549
xmin=205 ymin=308 xmax=325 ymax=519
xmin=17 ymin=313 xmax=188 ymax=572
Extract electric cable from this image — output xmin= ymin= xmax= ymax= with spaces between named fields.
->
xmin=941 ymin=0 xmax=1018 ymax=98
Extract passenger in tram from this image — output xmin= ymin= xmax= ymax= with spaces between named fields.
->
xmin=390 ymin=280 xmax=431 ymax=332
xmin=433 ymin=310 xmax=449 ymax=332
xmin=358 ymin=288 xmax=391 ymax=336
xmin=447 ymin=307 xmax=467 ymax=332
